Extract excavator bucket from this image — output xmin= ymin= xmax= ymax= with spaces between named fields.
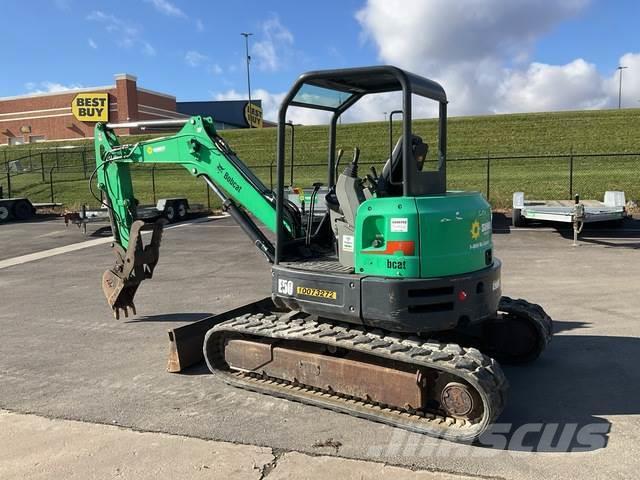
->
xmin=102 ymin=219 xmax=167 ymax=319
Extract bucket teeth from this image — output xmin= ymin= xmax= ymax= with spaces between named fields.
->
xmin=101 ymin=218 xmax=166 ymax=318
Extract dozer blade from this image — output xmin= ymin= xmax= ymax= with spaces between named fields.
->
xmin=102 ymin=218 xmax=167 ymax=320
xmin=166 ymin=297 xmax=275 ymax=372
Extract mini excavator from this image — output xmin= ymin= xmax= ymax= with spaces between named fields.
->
xmin=94 ymin=66 xmax=552 ymax=442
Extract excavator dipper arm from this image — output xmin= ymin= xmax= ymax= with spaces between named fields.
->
xmin=94 ymin=116 xmax=292 ymax=318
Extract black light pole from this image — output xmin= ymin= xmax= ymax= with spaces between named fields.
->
xmin=241 ymin=32 xmax=253 ymax=125
xmin=617 ymin=66 xmax=628 ymax=109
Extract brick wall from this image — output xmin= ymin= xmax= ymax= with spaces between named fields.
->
xmin=0 ymin=73 xmax=186 ymax=144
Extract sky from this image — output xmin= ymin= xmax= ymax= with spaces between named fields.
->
xmin=1 ymin=0 xmax=638 ymax=123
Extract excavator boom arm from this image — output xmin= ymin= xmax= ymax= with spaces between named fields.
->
xmin=95 ymin=116 xmax=279 ymax=248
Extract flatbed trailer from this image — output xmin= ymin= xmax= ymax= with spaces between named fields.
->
xmin=64 ymin=197 xmax=203 ymax=234
xmin=0 ymin=198 xmax=62 ymax=223
xmin=512 ymin=191 xmax=627 ymax=244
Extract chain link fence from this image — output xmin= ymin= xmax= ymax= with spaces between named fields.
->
xmin=1 ymin=145 xmax=638 ymax=210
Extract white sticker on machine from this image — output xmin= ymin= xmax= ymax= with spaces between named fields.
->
xmin=390 ymin=218 xmax=408 ymax=232
xmin=342 ymin=235 xmax=354 ymax=252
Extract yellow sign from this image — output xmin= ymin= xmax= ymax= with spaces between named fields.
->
xmin=296 ymin=286 xmax=337 ymax=300
xmin=71 ymin=93 xmax=109 ymax=122
xmin=244 ymin=102 xmax=263 ymax=128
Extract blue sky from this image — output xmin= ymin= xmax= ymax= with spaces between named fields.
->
xmin=1 ymin=0 xmax=638 ymax=121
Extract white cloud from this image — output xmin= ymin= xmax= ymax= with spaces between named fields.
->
xmin=495 ymin=59 xmax=609 ymax=112
xmin=353 ymin=0 xmax=639 ymax=116
xmin=25 ymin=81 xmax=84 ymax=94
xmin=252 ymin=15 xmax=294 ymax=72
xmin=88 ymin=10 xmax=159 ymax=58
xmin=142 ymin=42 xmax=157 ymax=56
xmin=54 ymin=0 xmax=71 ymax=10
xmin=144 ymin=0 xmax=186 ymax=18
xmin=88 ymin=38 xmax=98 ymax=49
xmin=195 ymin=19 xmax=205 ymax=32
xmin=185 ymin=50 xmax=208 ymax=67
xmin=87 ymin=11 xmax=139 ymax=48
xmin=357 ymin=0 xmax=587 ymax=67
xmin=604 ymin=53 xmax=640 ymax=109
xmin=208 ymin=64 xmax=223 ymax=75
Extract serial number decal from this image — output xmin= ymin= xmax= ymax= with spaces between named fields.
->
xmin=296 ymin=286 xmax=337 ymax=300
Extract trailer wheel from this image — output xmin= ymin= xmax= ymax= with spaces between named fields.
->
xmin=512 ymin=208 xmax=526 ymax=227
xmin=176 ymin=200 xmax=187 ymax=221
xmin=0 ymin=205 xmax=10 ymax=223
xmin=13 ymin=200 xmax=34 ymax=221
xmin=164 ymin=205 xmax=176 ymax=223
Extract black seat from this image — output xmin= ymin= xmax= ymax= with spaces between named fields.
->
xmin=377 ymin=135 xmax=428 ymax=197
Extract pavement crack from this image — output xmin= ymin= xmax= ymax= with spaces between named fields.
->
xmin=312 ymin=437 xmax=342 ymax=453
xmin=258 ymin=448 xmax=285 ymax=479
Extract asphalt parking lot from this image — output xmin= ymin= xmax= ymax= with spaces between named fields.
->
xmin=1 ymin=215 xmax=639 ymax=479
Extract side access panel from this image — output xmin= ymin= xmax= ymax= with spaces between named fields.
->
xmin=272 ymin=264 xmax=363 ymax=324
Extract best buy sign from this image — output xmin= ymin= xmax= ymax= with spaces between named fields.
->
xmin=72 ymin=93 xmax=109 ymax=122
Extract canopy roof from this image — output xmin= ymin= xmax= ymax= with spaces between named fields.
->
xmin=289 ymin=65 xmax=447 ymax=111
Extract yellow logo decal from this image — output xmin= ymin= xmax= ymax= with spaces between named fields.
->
xmin=470 ymin=220 xmax=481 ymax=240
xmin=244 ymin=102 xmax=263 ymax=128
xmin=146 ymin=146 xmax=153 ymax=155
xmin=71 ymin=93 xmax=109 ymax=122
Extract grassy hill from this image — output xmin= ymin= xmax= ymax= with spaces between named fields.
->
xmin=2 ymin=108 xmax=639 ymax=209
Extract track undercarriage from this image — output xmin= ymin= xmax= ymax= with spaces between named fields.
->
xmin=201 ymin=296 xmax=551 ymax=442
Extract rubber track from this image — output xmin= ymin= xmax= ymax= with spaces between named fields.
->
xmin=204 ymin=314 xmax=509 ymax=442
xmin=497 ymin=296 xmax=553 ymax=363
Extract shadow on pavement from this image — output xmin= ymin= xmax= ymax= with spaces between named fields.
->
xmin=491 ymin=318 xmax=640 ymax=452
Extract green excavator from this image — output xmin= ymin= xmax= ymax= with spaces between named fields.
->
xmin=94 ymin=66 xmax=552 ymax=442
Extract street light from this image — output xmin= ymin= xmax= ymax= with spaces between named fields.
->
xmin=383 ymin=111 xmax=388 ymax=121
xmin=241 ymin=32 xmax=253 ymax=126
xmin=617 ymin=66 xmax=628 ymax=109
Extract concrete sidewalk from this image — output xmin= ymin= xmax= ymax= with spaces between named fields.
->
xmin=0 ymin=411 xmax=473 ymax=480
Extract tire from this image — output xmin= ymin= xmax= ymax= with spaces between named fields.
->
xmin=12 ymin=200 xmax=34 ymax=221
xmin=164 ymin=205 xmax=176 ymax=223
xmin=176 ymin=201 xmax=188 ymax=221
xmin=512 ymin=208 xmax=526 ymax=227
xmin=0 ymin=205 xmax=10 ymax=223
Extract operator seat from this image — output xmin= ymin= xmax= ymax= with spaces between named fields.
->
xmin=377 ymin=135 xmax=428 ymax=197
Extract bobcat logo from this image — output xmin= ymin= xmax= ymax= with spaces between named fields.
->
xmin=216 ymin=163 xmax=225 ymax=174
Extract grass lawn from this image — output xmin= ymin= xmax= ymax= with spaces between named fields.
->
xmin=2 ymin=108 xmax=639 ymax=209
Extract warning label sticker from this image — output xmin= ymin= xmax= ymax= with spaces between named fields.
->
xmin=342 ymin=235 xmax=354 ymax=252
xmin=390 ymin=218 xmax=408 ymax=232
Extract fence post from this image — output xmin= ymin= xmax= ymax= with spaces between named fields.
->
xmin=269 ymin=162 xmax=274 ymax=190
xmin=6 ymin=161 xmax=11 ymax=198
xmin=486 ymin=151 xmax=491 ymax=201
xmin=40 ymin=153 xmax=45 ymax=182
xmin=49 ymin=167 xmax=55 ymax=203
xmin=82 ymin=148 xmax=88 ymax=179
xmin=568 ymin=146 xmax=574 ymax=198
xmin=151 ymin=165 xmax=157 ymax=204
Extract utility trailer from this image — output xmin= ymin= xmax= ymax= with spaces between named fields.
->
xmin=512 ymin=191 xmax=627 ymax=244
xmin=0 ymin=197 xmax=62 ymax=223
xmin=64 ymin=197 xmax=199 ymax=234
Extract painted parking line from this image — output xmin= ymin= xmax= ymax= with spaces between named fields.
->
xmin=0 ymin=214 xmax=228 ymax=271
